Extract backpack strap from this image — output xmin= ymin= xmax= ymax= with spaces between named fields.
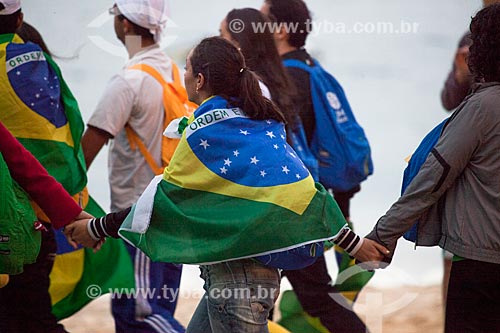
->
xmin=124 ymin=63 xmax=174 ymax=175
xmin=128 ymin=63 xmax=188 ymax=104
xmin=124 ymin=126 xmax=163 ymax=175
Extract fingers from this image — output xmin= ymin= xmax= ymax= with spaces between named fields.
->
xmin=373 ymin=242 xmax=390 ymax=256
xmin=93 ymin=239 xmax=105 ymax=253
xmin=352 ymin=238 xmax=392 ymax=270
xmin=63 ymin=224 xmax=78 ymax=249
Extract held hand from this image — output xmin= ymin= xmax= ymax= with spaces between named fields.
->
xmin=75 ymin=210 xmax=94 ymax=221
xmin=63 ymin=218 xmax=101 ymax=249
xmin=92 ymin=238 xmax=106 ymax=253
xmin=352 ymin=238 xmax=391 ymax=270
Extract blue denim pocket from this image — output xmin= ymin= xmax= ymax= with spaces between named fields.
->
xmin=201 ymin=260 xmax=280 ymax=332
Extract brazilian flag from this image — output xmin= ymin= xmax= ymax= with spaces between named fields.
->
xmin=0 ymin=33 xmax=133 ymax=319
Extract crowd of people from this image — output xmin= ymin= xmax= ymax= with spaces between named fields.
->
xmin=1 ymin=0 xmax=500 ymax=332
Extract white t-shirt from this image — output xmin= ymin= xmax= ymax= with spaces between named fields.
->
xmin=88 ymin=45 xmax=173 ymax=211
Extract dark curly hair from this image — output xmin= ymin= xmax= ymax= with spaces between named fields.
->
xmin=468 ymin=3 xmax=500 ymax=82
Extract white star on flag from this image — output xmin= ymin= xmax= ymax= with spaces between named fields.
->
xmin=233 ymin=150 xmax=240 ymax=157
xmin=240 ymin=129 xmax=250 ymax=135
xmin=273 ymin=144 xmax=279 ymax=150
xmin=260 ymin=170 xmax=267 ymax=177
xmin=266 ymin=131 xmax=276 ymax=139
xmin=220 ymin=166 xmax=228 ymax=174
xmin=224 ymin=158 xmax=232 ymax=166
xmin=199 ymin=139 xmax=210 ymax=149
xmin=266 ymin=120 xmax=272 ymax=124
xmin=290 ymin=152 xmax=296 ymax=158
xmin=281 ymin=134 xmax=285 ymax=140
xmin=282 ymin=166 xmax=290 ymax=174
xmin=16 ymin=71 xmax=21 ymax=76
xmin=250 ymin=156 xmax=259 ymax=165
xmin=296 ymin=174 xmax=301 ymax=179
xmin=35 ymin=94 xmax=40 ymax=98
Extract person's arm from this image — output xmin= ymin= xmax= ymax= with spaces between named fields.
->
xmin=81 ymin=125 xmax=113 ymax=169
xmin=63 ymin=207 xmax=131 ymax=248
xmin=366 ymin=97 xmax=485 ymax=257
xmin=84 ymin=74 xmax=136 ymax=168
xmin=0 ymin=122 xmax=85 ymax=228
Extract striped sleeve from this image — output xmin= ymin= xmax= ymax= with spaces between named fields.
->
xmin=87 ymin=207 xmax=131 ymax=239
xmin=333 ymin=225 xmax=364 ymax=256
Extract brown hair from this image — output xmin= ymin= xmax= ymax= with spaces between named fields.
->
xmin=226 ymin=8 xmax=297 ymax=125
xmin=190 ymin=36 xmax=286 ymax=123
xmin=17 ymin=22 xmax=52 ymax=56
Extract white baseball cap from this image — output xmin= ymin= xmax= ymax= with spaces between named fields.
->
xmin=115 ymin=0 xmax=168 ymax=43
xmin=0 ymin=0 xmax=21 ymax=15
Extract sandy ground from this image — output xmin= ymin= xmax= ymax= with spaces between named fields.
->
xmin=61 ymin=285 xmax=443 ymax=333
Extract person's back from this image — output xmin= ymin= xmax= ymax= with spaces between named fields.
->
xmin=89 ymin=43 xmax=172 ymax=211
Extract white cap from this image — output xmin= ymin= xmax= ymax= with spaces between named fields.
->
xmin=0 ymin=0 xmax=21 ymax=15
xmin=115 ymin=0 xmax=168 ymax=43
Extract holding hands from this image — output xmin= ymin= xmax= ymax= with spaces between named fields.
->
xmin=352 ymin=238 xmax=391 ymax=270
xmin=64 ymin=215 xmax=104 ymax=252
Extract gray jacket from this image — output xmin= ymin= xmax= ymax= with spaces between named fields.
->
xmin=367 ymin=82 xmax=500 ymax=265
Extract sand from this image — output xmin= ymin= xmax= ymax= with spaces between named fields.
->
xmin=60 ymin=285 xmax=443 ymax=333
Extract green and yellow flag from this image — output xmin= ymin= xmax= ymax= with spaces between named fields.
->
xmin=119 ymin=96 xmax=347 ymax=264
xmin=0 ymin=33 xmax=133 ymax=319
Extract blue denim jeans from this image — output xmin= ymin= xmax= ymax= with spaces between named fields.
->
xmin=186 ymin=259 xmax=280 ymax=333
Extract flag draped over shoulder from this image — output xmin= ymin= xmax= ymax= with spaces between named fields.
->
xmin=0 ymin=34 xmax=134 ymax=319
xmin=0 ymin=34 xmax=86 ymax=195
xmin=119 ymin=95 xmax=347 ymax=264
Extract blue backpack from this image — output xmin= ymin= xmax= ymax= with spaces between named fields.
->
xmin=401 ymin=118 xmax=448 ymax=242
xmin=284 ymin=59 xmax=373 ymax=192
xmin=288 ymin=114 xmax=319 ymax=181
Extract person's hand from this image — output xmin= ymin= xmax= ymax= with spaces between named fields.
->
xmin=64 ymin=218 xmax=102 ymax=250
xmin=352 ymin=238 xmax=391 ymax=270
xmin=75 ymin=210 xmax=94 ymax=221
xmin=454 ymin=45 xmax=471 ymax=84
